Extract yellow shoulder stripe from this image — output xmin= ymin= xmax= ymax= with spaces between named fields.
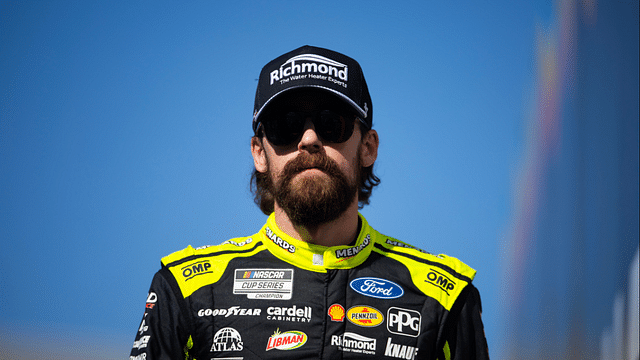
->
xmin=161 ymin=237 xmax=265 ymax=298
xmin=373 ymin=237 xmax=476 ymax=311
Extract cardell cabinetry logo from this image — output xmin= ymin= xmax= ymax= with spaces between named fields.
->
xmin=350 ymin=277 xmax=404 ymax=299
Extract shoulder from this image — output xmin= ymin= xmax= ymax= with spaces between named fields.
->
xmin=159 ymin=235 xmax=264 ymax=298
xmin=371 ymin=232 xmax=477 ymax=310
xmin=161 ymin=236 xmax=259 ymax=266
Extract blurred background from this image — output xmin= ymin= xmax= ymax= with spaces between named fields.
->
xmin=1 ymin=1 xmax=637 ymax=359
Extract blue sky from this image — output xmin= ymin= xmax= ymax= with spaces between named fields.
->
xmin=1 ymin=1 xmax=545 ymax=357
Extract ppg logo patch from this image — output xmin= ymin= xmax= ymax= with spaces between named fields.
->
xmin=387 ymin=307 xmax=421 ymax=337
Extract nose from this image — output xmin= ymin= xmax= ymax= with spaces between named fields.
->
xmin=297 ymin=119 xmax=322 ymax=153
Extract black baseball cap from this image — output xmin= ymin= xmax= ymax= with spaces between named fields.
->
xmin=252 ymin=45 xmax=372 ymax=134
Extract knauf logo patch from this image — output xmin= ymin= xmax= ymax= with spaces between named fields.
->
xmin=270 ymin=54 xmax=348 ymax=88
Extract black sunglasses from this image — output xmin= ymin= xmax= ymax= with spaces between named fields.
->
xmin=258 ymin=108 xmax=366 ymax=146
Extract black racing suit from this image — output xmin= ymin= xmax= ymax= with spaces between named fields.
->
xmin=130 ymin=213 xmax=489 ymax=359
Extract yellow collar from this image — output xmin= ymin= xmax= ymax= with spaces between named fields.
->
xmin=259 ymin=213 xmax=375 ymax=272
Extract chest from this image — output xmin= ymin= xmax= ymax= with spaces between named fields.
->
xmin=186 ymin=254 xmax=442 ymax=360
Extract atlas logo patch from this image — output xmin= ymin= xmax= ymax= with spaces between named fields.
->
xmin=265 ymin=329 xmax=307 ymax=351
xmin=350 ymin=277 xmax=404 ymax=299
xmin=328 ymin=304 xmax=345 ymax=322
xmin=210 ymin=327 xmax=244 ymax=352
xmin=347 ymin=306 xmax=384 ymax=327
xmin=233 ymin=268 xmax=294 ymax=300
xmin=181 ymin=260 xmax=212 ymax=281
xmin=387 ymin=307 xmax=421 ymax=337
xmin=424 ymin=268 xmax=456 ymax=295
xmin=331 ymin=332 xmax=376 ymax=355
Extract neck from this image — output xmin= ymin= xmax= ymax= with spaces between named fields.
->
xmin=273 ymin=200 xmax=361 ymax=247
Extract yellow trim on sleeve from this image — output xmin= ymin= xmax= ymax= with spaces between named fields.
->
xmin=161 ymin=237 xmax=266 ymax=299
xmin=373 ymin=236 xmax=476 ymax=311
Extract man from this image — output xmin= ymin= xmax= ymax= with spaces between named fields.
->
xmin=130 ymin=45 xmax=489 ymax=360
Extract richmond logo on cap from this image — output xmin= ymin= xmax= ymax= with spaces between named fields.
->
xmin=270 ymin=54 xmax=348 ymax=86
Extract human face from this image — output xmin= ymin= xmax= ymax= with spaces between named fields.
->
xmin=251 ymin=92 xmax=369 ymax=227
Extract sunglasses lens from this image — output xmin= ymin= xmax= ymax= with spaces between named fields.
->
xmin=317 ymin=110 xmax=353 ymax=143
xmin=261 ymin=109 xmax=355 ymax=146
xmin=263 ymin=112 xmax=305 ymax=146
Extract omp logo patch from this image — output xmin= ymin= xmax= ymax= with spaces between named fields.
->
xmin=181 ymin=260 xmax=212 ymax=281
xmin=347 ymin=306 xmax=383 ymax=327
xmin=233 ymin=268 xmax=294 ymax=300
xmin=424 ymin=268 xmax=456 ymax=295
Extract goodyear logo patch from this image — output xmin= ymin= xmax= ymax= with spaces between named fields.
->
xmin=347 ymin=306 xmax=384 ymax=327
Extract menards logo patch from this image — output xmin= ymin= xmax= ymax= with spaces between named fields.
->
xmin=347 ymin=306 xmax=384 ymax=327
xmin=265 ymin=329 xmax=307 ymax=351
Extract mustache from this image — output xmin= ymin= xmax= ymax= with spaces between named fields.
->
xmin=281 ymin=152 xmax=343 ymax=180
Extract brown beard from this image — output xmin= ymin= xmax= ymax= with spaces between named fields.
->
xmin=269 ymin=152 xmax=359 ymax=229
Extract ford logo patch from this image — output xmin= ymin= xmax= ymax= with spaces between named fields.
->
xmin=349 ymin=277 xmax=404 ymax=299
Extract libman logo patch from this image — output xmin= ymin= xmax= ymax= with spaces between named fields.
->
xmin=347 ymin=306 xmax=384 ymax=327
xmin=270 ymin=54 xmax=348 ymax=87
xmin=265 ymin=329 xmax=307 ymax=351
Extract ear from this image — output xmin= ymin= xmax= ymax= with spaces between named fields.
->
xmin=251 ymin=136 xmax=268 ymax=173
xmin=359 ymin=129 xmax=379 ymax=167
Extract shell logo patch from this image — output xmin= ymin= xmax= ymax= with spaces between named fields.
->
xmin=328 ymin=304 xmax=345 ymax=322
xmin=346 ymin=306 xmax=384 ymax=327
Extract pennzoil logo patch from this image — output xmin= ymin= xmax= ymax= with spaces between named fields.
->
xmin=346 ymin=306 xmax=384 ymax=327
